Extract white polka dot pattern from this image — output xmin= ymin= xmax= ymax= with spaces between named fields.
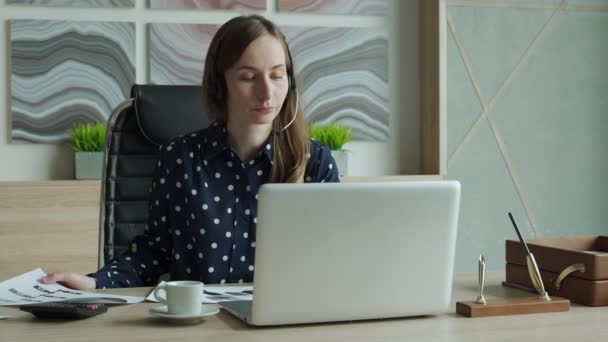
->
xmin=92 ymin=121 xmax=340 ymax=288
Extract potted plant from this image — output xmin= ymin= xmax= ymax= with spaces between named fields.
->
xmin=308 ymin=122 xmax=353 ymax=176
xmin=68 ymin=122 xmax=106 ymax=180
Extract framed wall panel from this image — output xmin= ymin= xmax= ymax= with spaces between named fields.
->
xmin=10 ymin=20 xmax=135 ymax=143
xmin=6 ymin=0 xmax=134 ymax=7
xmin=149 ymin=23 xmax=218 ymax=85
xmin=283 ymin=26 xmax=389 ymax=141
xmin=149 ymin=23 xmax=389 ymax=142
xmin=278 ymin=0 xmax=390 ymax=16
xmin=149 ymin=0 xmax=265 ymax=11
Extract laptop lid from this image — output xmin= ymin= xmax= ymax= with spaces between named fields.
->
xmin=247 ymin=181 xmax=461 ymax=326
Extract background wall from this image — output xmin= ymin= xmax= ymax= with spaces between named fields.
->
xmin=0 ymin=0 xmax=420 ymax=180
xmin=445 ymin=0 xmax=608 ymax=271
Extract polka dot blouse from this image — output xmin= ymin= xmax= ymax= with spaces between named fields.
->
xmin=93 ymin=121 xmax=340 ymax=288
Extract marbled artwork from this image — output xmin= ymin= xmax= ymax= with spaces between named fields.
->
xmin=283 ymin=27 xmax=389 ymax=141
xmin=278 ymin=0 xmax=390 ymax=16
xmin=150 ymin=24 xmax=218 ymax=85
xmin=150 ymin=24 xmax=389 ymax=141
xmin=6 ymin=0 xmax=134 ymax=7
xmin=149 ymin=0 xmax=265 ymax=11
xmin=11 ymin=20 xmax=135 ymax=143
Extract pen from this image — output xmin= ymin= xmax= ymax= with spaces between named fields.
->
xmin=507 ymin=212 xmax=550 ymax=301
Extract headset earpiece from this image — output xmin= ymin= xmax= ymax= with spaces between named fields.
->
xmin=214 ymin=74 xmax=226 ymax=102
xmin=285 ymin=43 xmax=297 ymax=92
xmin=288 ymin=73 xmax=296 ymax=91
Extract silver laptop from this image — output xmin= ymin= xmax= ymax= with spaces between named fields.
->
xmin=220 ymin=181 xmax=461 ymax=326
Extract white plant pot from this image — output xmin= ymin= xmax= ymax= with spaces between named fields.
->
xmin=75 ymin=151 xmax=103 ymax=180
xmin=330 ymin=149 xmax=349 ymax=177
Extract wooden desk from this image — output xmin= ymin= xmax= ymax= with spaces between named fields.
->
xmin=0 ymin=181 xmax=101 ymax=280
xmin=0 ymin=177 xmax=441 ymax=280
xmin=2 ymin=273 xmax=607 ymax=341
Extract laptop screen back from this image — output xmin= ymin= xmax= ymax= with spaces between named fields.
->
xmin=250 ymin=181 xmax=461 ymax=325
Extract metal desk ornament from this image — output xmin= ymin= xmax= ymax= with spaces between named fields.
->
xmin=475 ymin=255 xmax=487 ymax=305
xmin=455 ymin=213 xmax=570 ymax=317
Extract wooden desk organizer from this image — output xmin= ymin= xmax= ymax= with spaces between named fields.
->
xmin=456 ymin=296 xmax=569 ymax=318
xmin=505 ymin=236 xmax=608 ymax=306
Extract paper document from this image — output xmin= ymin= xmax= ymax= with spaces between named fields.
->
xmin=0 ymin=269 xmax=145 ymax=306
xmin=147 ymin=281 xmax=253 ymax=304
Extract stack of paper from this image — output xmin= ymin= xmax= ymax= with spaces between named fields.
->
xmin=0 ymin=269 xmax=145 ymax=306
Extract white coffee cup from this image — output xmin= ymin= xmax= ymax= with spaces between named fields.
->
xmin=153 ymin=280 xmax=204 ymax=315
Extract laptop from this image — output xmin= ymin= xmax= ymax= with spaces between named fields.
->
xmin=220 ymin=181 xmax=461 ymax=326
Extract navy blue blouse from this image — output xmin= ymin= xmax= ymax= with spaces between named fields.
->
xmin=94 ymin=121 xmax=340 ymax=288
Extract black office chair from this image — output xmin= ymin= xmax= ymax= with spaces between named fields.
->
xmin=98 ymin=84 xmax=212 ymax=269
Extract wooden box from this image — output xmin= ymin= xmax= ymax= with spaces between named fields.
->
xmin=505 ymin=236 xmax=608 ymax=306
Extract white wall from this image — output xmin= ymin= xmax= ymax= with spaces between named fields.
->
xmin=0 ymin=0 xmax=419 ymax=181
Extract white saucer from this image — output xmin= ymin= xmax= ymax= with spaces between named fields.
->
xmin=149 ymin=305 xmax=219 ymax=322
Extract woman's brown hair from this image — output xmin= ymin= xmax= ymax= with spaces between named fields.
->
xmin=202 ymin=14 xmax=308 ymax=183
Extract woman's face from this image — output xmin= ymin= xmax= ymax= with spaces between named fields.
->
xmin=224 ymin=34 xmax=290 ymax=127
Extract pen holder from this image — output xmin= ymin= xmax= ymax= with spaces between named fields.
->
xmin=456 ymin=253 xmax=570 ymax=318
xmin=456 ymin=296 xmax=569 ymax=318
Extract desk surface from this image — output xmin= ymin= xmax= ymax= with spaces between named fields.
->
xmin=1 ymin=273 xmax=607 ymax=342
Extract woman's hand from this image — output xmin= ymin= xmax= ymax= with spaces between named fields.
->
xmin=40 ymin=272 xmax=96 ymax=290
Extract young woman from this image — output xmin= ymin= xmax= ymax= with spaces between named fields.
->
xmin=41 ymin=14 xmax=340 ymax=289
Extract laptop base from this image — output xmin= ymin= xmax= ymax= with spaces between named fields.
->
xmin=220 ymin=300 xmax=253 ymax=323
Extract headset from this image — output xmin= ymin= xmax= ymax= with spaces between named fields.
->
xmin=207 ymin=21 xmax=299 ymax=134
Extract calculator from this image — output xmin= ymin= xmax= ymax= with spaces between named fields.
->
xmin=20 ymin=302 xmax=107 ymax=319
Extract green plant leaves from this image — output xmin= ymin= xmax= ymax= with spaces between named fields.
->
xmin=307 ymin=122 xmax=353 ymax=150
xmin=68 ymin=122 xmax=106 ymax=152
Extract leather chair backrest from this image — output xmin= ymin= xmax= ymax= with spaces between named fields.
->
xmin=99 ymin=84 xmax=211 ymax=268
